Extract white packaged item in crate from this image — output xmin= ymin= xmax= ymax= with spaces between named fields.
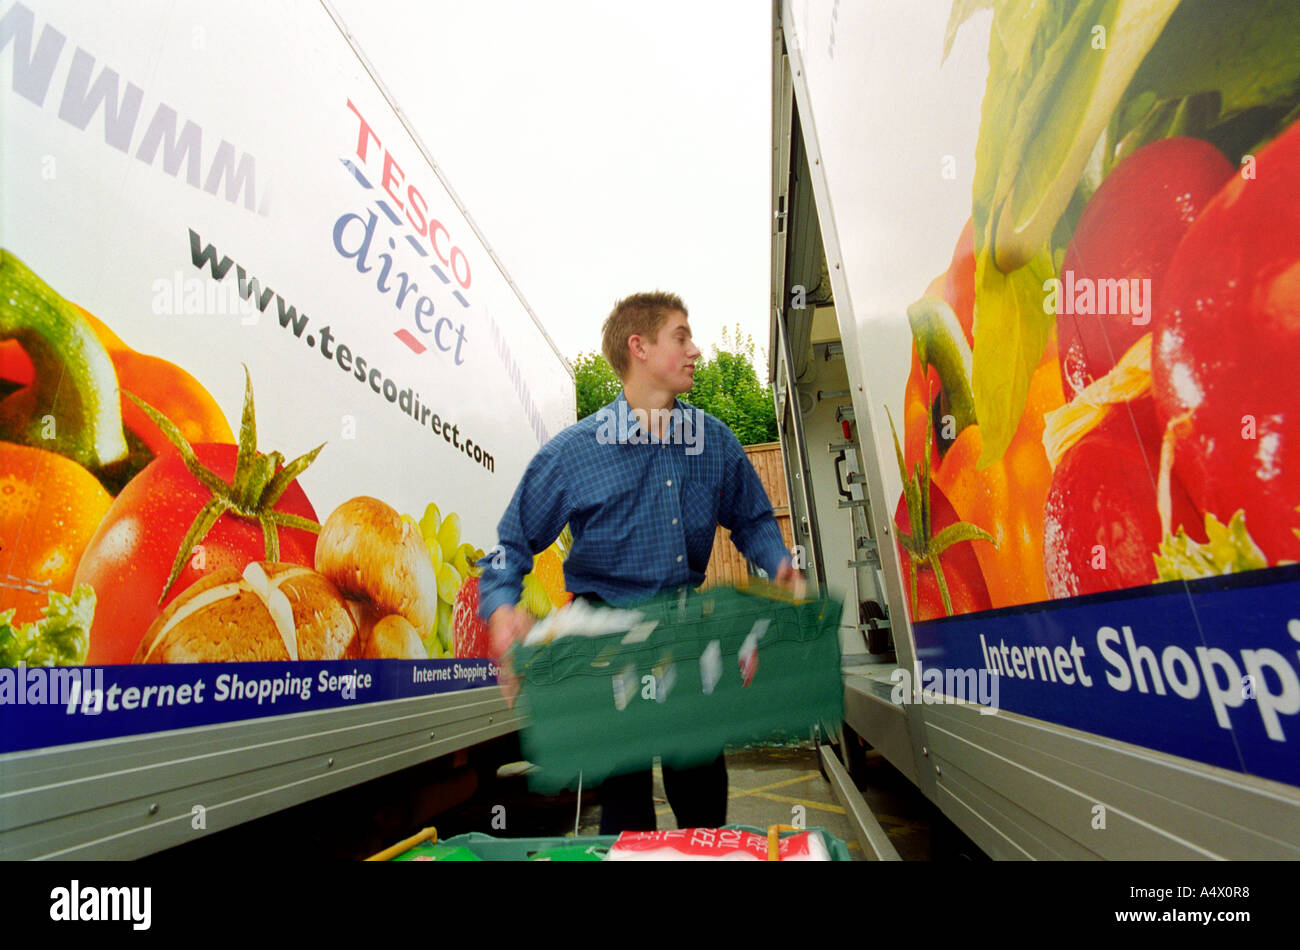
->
xmin=606 ymin=828 xmax=831 ymax=861
xmin=521 ymin=598 xmax=658 ymax=647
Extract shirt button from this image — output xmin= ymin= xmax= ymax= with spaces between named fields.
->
xmin=666 ymin=479 xmax=673 ymax=486
xmin=676 ymin=555 xmax=683 ymax=563
xmin=671 ymin=518 xmax=678 ymax=525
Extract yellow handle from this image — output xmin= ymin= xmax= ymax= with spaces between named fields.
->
xmin=365 ymin=826 xmax=438 ymax=862
xmin=766 ymin=823 xmax=800 ymax=861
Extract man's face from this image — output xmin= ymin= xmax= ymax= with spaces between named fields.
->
xmin=635 ymin=311 xmax=701 ymax=395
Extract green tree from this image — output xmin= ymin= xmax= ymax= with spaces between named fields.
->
xmin=572 ymin=350 xmax=622 ymax=420
xmin=683 ymin=326 xmax=778 ymax=445
xmin=571 ymin=325 xmax=777 ymax=445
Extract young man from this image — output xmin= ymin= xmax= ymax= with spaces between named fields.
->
xmin=479 ymin=291 xmax=799 ymax=833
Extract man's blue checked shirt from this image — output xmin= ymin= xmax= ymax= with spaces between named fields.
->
xmin=477 ymin=391 xmax=791 ymax=618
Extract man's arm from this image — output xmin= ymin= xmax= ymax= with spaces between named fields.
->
xmin=478 ymin=443 xmax=575 ymax=706
xmin=716 ymin=428 xmax=796 ymax=582
xmin=477 ymin=443 xmax=573 ymax=622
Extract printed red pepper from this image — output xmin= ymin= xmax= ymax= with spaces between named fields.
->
xmin=1152 ymin=120 xmax=1300 ymax=563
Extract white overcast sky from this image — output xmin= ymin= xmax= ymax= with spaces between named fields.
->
xmin=328 ymin=0 xmax=773 ymax=371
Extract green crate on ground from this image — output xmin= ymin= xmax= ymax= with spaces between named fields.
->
xmin=391 ymin=842 xmax=482 ymax=861
xmin=434 ymin=833 xmax=612 ymax=861
xmin=512 ymin=586 xmax=844 ymax=794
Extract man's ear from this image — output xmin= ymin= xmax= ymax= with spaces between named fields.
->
xmin=627 ymin=333 xmax=646 ymax=363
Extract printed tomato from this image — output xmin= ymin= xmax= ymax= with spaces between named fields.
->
xmin=74 ymin=372 xmax=323 ymax=664
xmin=1152 ymin=120 xmax=1300 ymax=563
xmin=1058 ymin=137 xmax=1233 ymax=396
xmin=76 ymin=443 xmax=320 ymax=664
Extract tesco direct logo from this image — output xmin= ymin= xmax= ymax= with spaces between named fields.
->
xmin=346 ymin=99 xmax=471 ymax=290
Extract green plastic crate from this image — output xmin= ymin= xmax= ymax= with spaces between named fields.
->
xmin=512 ymin=586 xmax=844 ymax=794
xmin=432 ymin=833 xmax=612 ymax=861
xmin=390 ymin=842 xmax=482 ymax=861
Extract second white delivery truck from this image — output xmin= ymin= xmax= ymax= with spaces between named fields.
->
xmin=772 ymin=0 xmax=1300 ymax=859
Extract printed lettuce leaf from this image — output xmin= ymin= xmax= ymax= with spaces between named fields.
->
xmin=960 ymin=0 xmax=1297 ymax=467
xmin=1126 ymin=0 xmax=1300 ymax=126
xmin=1154 ymin=511 xmax=1269 ymax=582
xmin=943 ymin=0 xmax=996 ymax=61
xmin=967 ymin=0 xmax=1179 ymax=467
xmin=0 ymin=586 xmax=95 ymax=666
xmin=1097 ymin=0 xmax=1300 ymax=176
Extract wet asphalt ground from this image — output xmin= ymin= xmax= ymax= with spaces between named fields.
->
xmin=146 ymin=736 xmax=958 ymax=861
xmin=432 ymin=740 xmax=935 ymax=861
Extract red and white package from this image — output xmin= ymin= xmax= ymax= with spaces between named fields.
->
xmin=606 ymin=828 xmax=830 ymax=861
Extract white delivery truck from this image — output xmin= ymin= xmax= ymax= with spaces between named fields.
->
xmin=772 ymin=0 xmax=1300 ymax=858
xmin=0 ymin=0 xmax=573 ymax=858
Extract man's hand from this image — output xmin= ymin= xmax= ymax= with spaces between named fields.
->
xmin=774 ymin=558 xmax=807 ymax=599
xmin=487 ymin=605 xmax=534 ymax=709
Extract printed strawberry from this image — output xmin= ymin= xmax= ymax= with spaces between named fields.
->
xmin=1154 ymin=510 xmax=1269 ymax=582
xmin=451 ymin=575 xmax=490 ymax=658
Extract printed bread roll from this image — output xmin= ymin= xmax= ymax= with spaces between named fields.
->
xmin=134 ymin=562 xmax=359 ymax=663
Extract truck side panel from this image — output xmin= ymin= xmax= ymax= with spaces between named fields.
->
xmin=0 ymin=0 xmax=572 ymax=856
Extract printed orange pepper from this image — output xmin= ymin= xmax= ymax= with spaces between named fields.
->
xmin=1 ymin=252 xmax=233 ymax=621
xmin=931 ymin=339 xmax=1063 ymax=608
xmin=75 ymin=303 xmax=233 ymax=456
xmin=903 ymin=222 xmax=1064 ymax=609
xmin=1 ymin=297 xmax=232 ymax=458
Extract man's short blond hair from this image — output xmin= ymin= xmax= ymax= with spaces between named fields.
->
xmin=601 ymin=291 xmax=688 ymax=379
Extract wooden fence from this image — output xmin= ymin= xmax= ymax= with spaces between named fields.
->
xmin=702 ymin=441 xmax=794 ymax=589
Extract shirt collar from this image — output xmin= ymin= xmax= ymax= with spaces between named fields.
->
xmin=614 ymin=390 xmax=686 ymax=442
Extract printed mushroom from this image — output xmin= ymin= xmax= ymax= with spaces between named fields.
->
xmin=315 ymin=496 xmax=440 ymax=637
xmin=363 ymin=614 xmax=427 ymax=659
xmin=134 ymin=562 xmax=359 ymax=663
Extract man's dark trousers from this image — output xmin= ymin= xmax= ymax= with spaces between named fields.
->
xmin=575 ymin=594 xmax=729 ymax=834
xmin=597 ymin=753 xmax=729 ymax=834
